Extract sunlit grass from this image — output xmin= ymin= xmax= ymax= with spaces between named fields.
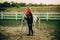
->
xmin=2 ymin=6 xmax=60 ymax=12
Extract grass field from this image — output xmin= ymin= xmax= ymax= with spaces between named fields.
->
xmin=0 ymin=19 xmax=21 ymax=26
xmin=1 ymin=6 xmax=60 ymax=12
xmin=0 ymin=19 xmax=60 ymax=26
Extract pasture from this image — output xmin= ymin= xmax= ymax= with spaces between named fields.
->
xmin=1 ymin=6 xmax=60 ymax=12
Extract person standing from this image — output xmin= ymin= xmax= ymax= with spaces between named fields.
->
xmin=25 ymin=6 xmax=33 ymax=36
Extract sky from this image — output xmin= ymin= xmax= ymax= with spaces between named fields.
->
xmin=0 ymin=0 xmax=60 ymax=5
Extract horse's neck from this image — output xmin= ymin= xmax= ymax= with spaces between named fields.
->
xmin=33 ymin=15 xmax=37 ymax=19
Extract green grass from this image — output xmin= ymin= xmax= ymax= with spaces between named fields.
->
xmin=0 ymin=19 xmax=60 ymax=27
xmin=4 ymin=16 xmax=16 ymax=18
xmin=40 ymin=20 xmax=59 ymax=26
xmin=0 ymin=19 xmax=21 ymax=26
xmin=3 ymin=16 xmax=22 ymax=18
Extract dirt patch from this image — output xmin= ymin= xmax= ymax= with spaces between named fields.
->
xmin=0 ymin=24 xmax=54 ymax=40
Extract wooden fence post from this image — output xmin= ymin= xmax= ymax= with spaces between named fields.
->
xmin=47 ymin=12 xmax=48 ymax=21
xmin=1 ymin=12 xmax=3 ymax=20
xmin=16 ymin=12 xmax=17 ymax=20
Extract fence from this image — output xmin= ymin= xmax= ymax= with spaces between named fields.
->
xmin=0 ymin=12 xmax=60 ymax=21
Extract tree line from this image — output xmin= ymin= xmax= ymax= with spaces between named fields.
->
xmin=0 ymin=1 xmax=60 ymax=8
xmin=0 ymin=2 xmax=26 ymax=8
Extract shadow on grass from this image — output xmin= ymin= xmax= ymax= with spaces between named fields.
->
xmin=51 ymin=21 xmax=60 ymax=40
xmin=0 ymin=32 xmax=8 ymax=40
xmin=0 ymin=29 xmax=10 ymax=40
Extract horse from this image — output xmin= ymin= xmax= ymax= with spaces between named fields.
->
xmin=20 ymin=14 xmax=40 ymax=36
xmin=21 ymin=14 xmax=40 ymax=27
